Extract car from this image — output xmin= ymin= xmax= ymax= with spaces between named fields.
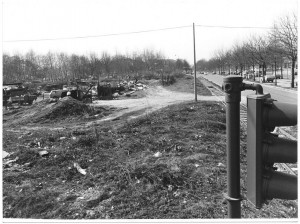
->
xmin=273 ymin=73 xmax=282 ymax=79
xmin=260 ymin=75 xmax=275 ymax=82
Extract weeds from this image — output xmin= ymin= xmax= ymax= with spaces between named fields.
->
xmin=3 ymin=100 xmax=297 ymax=219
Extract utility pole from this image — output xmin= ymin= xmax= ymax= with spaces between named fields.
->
xmin=193 ymin=23 xmax=197 ymax=102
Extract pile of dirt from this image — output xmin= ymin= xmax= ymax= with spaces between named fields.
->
xmin=4 ymin=97 xmax=109 ymax=126
xmin=32 ymin=97 xmax=93 ymax=122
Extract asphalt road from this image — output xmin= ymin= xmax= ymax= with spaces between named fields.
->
xmin=199 ymin=74 xmax=298 ymax=105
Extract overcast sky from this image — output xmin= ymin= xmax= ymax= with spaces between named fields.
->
xmin=2 ymin=0 xmax=297 ymax=63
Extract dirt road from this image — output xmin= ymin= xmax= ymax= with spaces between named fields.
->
xmin=91 ymin=85 xmax=221 ymax=123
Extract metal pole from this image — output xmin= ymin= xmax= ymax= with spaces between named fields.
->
xmin=193 ymin=23 xmax=197 ymax=102
xmin=222 ymin=75 xmax=243 ymax=218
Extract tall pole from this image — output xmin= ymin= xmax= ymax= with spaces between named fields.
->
xmin=223 ymin=76 xmax=242 ymax=218
xmin=193 ymin=23 xmax=197 ymax=102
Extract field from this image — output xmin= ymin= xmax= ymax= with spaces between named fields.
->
xmin=2 ymin=76 xmax=297 ymax=219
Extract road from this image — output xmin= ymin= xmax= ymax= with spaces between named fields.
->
xmin=199 ymin=74 xmax=298 ymax=105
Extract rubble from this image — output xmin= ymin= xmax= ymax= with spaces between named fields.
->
xmin=74 ymin=162 xmax=87 ymax=175
xmin=3 ymin=151 xmax=9 ymax=159
xmin=38 ymin=150 xmax=49 ymax=157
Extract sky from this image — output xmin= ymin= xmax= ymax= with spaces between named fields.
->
xmin=2 ymin=0 xmax=298 ymax=63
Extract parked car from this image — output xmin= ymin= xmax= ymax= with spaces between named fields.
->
xmin=273 ymin=73 xmax=282 ymax=79
xmin=260 ymin=75 xmax=275 ymax=82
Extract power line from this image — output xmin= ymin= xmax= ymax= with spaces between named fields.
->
xmin=3 ymin=25 xmax=191 ymax=43
xmin=4 ymin=23 xmax=293 ymax=43
xmin=195 ymin=24 xmax=274 ymax=29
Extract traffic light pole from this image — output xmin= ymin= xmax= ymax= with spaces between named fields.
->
xmin=222 ymin=76 xmax=243 ymax=218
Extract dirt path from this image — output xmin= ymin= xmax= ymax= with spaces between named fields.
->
xmin=90 ymin=85 xmax=222 ymax=123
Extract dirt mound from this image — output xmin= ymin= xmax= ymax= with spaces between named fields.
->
xmin=32 ymin=97 xmax=92 ymax=122
xmin=4 ymin=97 xmax=106 ymax=126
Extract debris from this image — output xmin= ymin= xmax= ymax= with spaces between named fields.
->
xmin=168 ymin=185 xmax=173 ymax=191
xmin=3 ymin=151 xmax=9 ymax=159
xmin=60 ymin=137 xmax=67 ymax=140
xmin=112 ymin=93 xmax=119 ymax=98
xmin=74 ymin=162 xmax=87 ymax=175
xmin=174 ymin=191 xmax=180 ymax=197
xmin=217 ymin=163 xmax=226 ymax=168
xmin=38 ymin=150 xmax=49 ymax=157
xmin=72 ymin=136 xmax=77 ymax=140
xmin=153 ymin=152 xmax=162 ymax=157
xmin=195 ymin=164 xmax=200 ymax=168
xmin=4 ymin=156 xmax=19 ymax=165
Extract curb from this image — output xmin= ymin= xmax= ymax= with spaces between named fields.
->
xmin=201 ymin=75 xmax=297 ymax=94
xmin=243 ymin=80 xmax=297 ymax=94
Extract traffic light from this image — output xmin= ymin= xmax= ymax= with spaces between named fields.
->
xmin=246 ymin=93 xmax=297 ymax=209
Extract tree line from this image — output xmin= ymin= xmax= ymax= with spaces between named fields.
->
xmin=3 ymin=49 xmax=191 ymax=84
xmin=196 ymin=14 xmax=297 ymax=87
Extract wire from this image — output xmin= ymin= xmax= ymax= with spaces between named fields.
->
xmin=4 ymin=23 xmax=295 ymax=43
xmin=195 ymin=24 xmax=274 ymax=29
xmin=3 ymin=25 xmax=191 ymax=43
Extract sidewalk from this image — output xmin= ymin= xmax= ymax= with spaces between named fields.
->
xmin=243 ymin=77 xmax=297 ymax=93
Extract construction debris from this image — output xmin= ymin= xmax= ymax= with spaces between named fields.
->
xmin=38 ymin=150 xmax=49 ymax=157
xmin=74 ymin=162 xmax=87 ymax=175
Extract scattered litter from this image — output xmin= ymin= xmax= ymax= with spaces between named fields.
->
xmin=174 ymin=191 xmax=180 ymax=197
xmin=72 ymin=136 xmax=77 ymax=140
xmin=4 ymin=156 xmax=19 ymax=165
xmin=3 ymin=151 xmax=9 ymax=159
xmin=217 ymin=163 xmax=226 ymax=168
xmin=168 ymin=185 xmax=173 ymax=191
xmin=74 ymin=162 xmax=87 ymax=175
xmin=60 ymin=137 xmax=67 ymax=140
xmin=38 ymin=150 xmax=49 ymax=157
xmin=195 ymin=164 xmax=200 ymax=168
xmin=153 ymin=152 xmax=162 ymax=158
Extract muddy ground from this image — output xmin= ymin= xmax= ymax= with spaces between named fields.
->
xmin=2 ymin=76 xmax=297 ymax=219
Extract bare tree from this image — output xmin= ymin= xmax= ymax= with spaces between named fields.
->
xmin=245 ymin=35 xmax=270 ymax=82
xmin=271 ymin=13 xmax=297 ymax=87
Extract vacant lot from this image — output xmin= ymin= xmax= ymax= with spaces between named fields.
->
xmin=2 ymin=77 xmax=297 ymax=219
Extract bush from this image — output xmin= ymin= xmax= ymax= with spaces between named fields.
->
xmin=142 ymin=71 xmax=160 ymax=80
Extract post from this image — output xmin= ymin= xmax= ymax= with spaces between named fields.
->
xmin=193 ymin=23 xmax=197 ymax=102
xmin=222 ymin=75 xmax=243 ymax=218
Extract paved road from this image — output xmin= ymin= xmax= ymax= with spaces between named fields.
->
xmin=199 ymin=74 xmax=298 ymax=105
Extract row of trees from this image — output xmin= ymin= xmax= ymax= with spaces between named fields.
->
xmin=3 ymin=49 xmax=191 ymax=84
xmin=196 ymin=14 xmax=297 ymax=87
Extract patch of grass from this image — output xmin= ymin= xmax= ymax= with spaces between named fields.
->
xmin=164 ymin=76 xmax=212 ymax=96
xmin=3 ymin=100 xmax=297 ymax=219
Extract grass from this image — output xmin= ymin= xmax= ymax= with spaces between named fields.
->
xmin=2 ymin=78 xmax=297 ymax=219
xmin=164 ymin=76 xmax=212 ymax=96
